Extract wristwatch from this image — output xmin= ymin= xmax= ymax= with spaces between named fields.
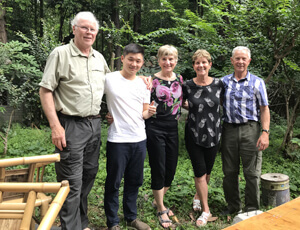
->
xmin=262 ymin=129 xmax=270 ymax=134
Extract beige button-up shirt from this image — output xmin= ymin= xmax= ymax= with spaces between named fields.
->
xmin=39 ymin=39 xmax=110 ymax=117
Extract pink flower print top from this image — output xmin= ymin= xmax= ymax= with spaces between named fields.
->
xmin=150 ymin=74 xmax=183 ymax=120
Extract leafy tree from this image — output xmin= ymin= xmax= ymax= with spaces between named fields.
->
xmin=1 ymin=0 xmax=299 ymax=157
xmin=0 ymin=40 xmax=43 ymax=125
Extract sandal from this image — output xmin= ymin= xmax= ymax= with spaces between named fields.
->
xmin=193 ymin=197 xmax=202 ymax=212
xmin=157 ymin=209 xmax=172 ymax=228
xmin=196 ymin=211 xmax=212 ymax=227
xmin=152 ymin=201 xmax=174 ymax=217
xmin=166 ymin=208 xmax=174 ymax=217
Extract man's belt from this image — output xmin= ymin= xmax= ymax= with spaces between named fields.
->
xmin=57 ymin=112 xmax=101 ymax=121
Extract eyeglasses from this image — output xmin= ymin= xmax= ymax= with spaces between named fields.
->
xmin=75 ymin=25 xmax=97 ymax=33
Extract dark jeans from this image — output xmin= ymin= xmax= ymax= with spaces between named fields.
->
xmin=146 ymin=118 xmax=178 ymax=190
xmin=221 ymin=121 xmax=262 ymax=213
xmin=104 ymin=140 xmax=147 ymax=228
xmin=55 ymin=114 xmax=101 ymax=230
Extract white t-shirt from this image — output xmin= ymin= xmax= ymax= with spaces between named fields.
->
xmin=105 ymin=71 xmax=150 ymax=143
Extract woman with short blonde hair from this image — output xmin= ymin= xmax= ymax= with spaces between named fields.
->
xmin=146 ymin=44 xmax=183 ymax=229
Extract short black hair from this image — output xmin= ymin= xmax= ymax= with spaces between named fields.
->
xmin=123 ymin=43 xmax=144 ymax=57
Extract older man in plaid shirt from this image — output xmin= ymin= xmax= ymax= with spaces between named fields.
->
xmin=221 ymin=46 xmax=270 ymax=215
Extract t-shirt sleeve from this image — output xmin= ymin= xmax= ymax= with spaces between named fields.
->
xmin=39 ymin=49 xmax=60 ymax=91
xmin=144 ymin=88 xmax=151 ymax=104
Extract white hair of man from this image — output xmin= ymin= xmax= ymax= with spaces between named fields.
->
xmin=232 ymin=46 xmax=251 ymax=59
xmin=71 ymin=11 xmax=99 ymax=31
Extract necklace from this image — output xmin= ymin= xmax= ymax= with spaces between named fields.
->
xmin=160 ymin=72 xmax=175 ymax=84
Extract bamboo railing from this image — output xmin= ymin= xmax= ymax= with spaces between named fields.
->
xmin=0 ymin=180 xmax=69 ymax=230
xmin=0 ymin=153 xmax=60 ymax=169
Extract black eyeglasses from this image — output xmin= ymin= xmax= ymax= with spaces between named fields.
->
xmin=75 ymin=25 xmax=97 ymax=33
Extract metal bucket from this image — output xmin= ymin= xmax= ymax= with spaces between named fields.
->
xmin=261 ymin=173 xmax=290 ymax=207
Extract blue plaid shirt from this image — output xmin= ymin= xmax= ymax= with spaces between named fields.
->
xmin=221 ymin=71 xmax=268 ymax=124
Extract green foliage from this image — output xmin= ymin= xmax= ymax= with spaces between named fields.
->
xmin=0 ymin=39 xmax=47 ymax=124
xmin=0 ymin=123 xmax=54 ymax=156
xmin=3 ymin=120 xmax=300 ymax=229
xmin=1 ymin=0 xmax=300 ymax=227
xmin=286 ymin=138 xmax=300 ymax=160
xmin=17 ymin=23 xmax=62 ymax=71
xmin=0 ymin=40 xmax=42 ymax=112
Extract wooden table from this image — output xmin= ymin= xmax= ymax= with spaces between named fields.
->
xmin=223 ymin=197 xmax=300 ymax=230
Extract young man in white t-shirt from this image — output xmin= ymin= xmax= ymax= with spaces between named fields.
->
xmin=104 ymin=43 xmax=156 ymax=230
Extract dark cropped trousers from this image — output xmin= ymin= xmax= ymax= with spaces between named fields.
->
xmin=55 ymin=113 xmax=101 ymax=230
xmin=185 ymin=127 xmax=219 ymax=178
xmin=146 ymin=118 xmax=178 ymax=190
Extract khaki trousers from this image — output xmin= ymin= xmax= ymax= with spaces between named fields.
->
xmin=221 ymin=121 xmax=262 ymax=212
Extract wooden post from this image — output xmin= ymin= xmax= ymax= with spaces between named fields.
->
xmin=20 ymin=190 xmax=36 ymax=230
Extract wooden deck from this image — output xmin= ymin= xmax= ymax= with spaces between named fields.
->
xmin=223 ymin=197 xmax=300 ymax=230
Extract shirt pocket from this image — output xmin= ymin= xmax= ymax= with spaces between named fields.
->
xmin=242 ymin=85 xmax=254 ymax=99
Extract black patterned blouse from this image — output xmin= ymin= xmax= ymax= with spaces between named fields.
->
xmin=150 ymin=74 xmax=183 ymax=121
xmin=182 ymin=78 xmax=224 ymax=147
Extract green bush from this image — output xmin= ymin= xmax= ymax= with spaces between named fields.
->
xmin=0 ymin=123 xmax=54 ymax=156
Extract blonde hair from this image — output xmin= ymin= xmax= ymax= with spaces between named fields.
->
xmin=157 ymin=45 xmax=178 ymax=61
xmin=192 ymin=49 xmax=212 ymax=64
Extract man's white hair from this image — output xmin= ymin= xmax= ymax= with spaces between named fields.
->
xmin=232 ymin=46 xmax=251 ymax=59
xmin=71 ymin=11 xmax=99 ymax=31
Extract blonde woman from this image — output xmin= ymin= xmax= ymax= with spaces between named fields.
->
xmin=146 ymin=45 xmax=183 ymax=228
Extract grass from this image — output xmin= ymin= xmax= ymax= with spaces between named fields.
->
xmin=1 ymin=120 xmax=300 ymax=229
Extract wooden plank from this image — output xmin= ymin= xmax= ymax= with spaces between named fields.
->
xmin=223 ymin=197 xmax=300 ymax=230
xmin=0 ymin=219 xmax=22 ymax=230
xmin=5 ymin=169 xmax=29 ymax=178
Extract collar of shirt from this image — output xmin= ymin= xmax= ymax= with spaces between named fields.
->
xmin=70 ymin=39 xmax=94 ymax=58
xmin=230 ymin=71 xmax=251 ymax=83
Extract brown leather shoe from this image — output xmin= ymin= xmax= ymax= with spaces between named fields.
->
xmin=108 ymin=225 xmax=121 ymax=230
xmin=127 ymin=219 xmax=151 ymax=230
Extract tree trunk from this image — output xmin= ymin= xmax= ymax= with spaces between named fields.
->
xmin=0 ymin=0 xmax=7 ymax=43
xmin=34 ymin=0 xmax=37 ymax=32
xmin=58 ymin=6 xmax=66 ymax=42
xmin=279 ymin=91 xmax=300 ymax=156
xmin=40 ymin=0 xmax=44 ymax=37
xmin=133 ymin=0 xmax=141 ymax=33
xmin=0 ymin=110 xmax=14 ymax=155
xmin=111 ymin=0 xmax=121 ymax=70
xmin=199 ymin=0 xmax=204 ymax=17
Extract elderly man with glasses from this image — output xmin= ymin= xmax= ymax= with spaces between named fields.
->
xmin=39 ymin=11 xmax=110 ymax=230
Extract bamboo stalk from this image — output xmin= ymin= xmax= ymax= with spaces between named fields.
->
xmin=0 ymin=203 xmax=26 ymax=210
xmin=0 ymin=210 xmax=24 ymax=214
xmin=0 ymin=168 xmax=5 ymax=182
xmin=0 ymin=182 xmax=61 ymax=193
xmin=36 ymin=193 xmax=52 ymax=205
xmin=37 ymin=192 xmax=51 ymax=218
xmin=38 ymin=181 xmax=70 ymax=230
xmin=0 ymin=154 xmax=60 ymax=168
xmin=0 ymin=213 xmax=23 ymax=218
xmin=20 ymin=191 xmax=36 ymax=230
